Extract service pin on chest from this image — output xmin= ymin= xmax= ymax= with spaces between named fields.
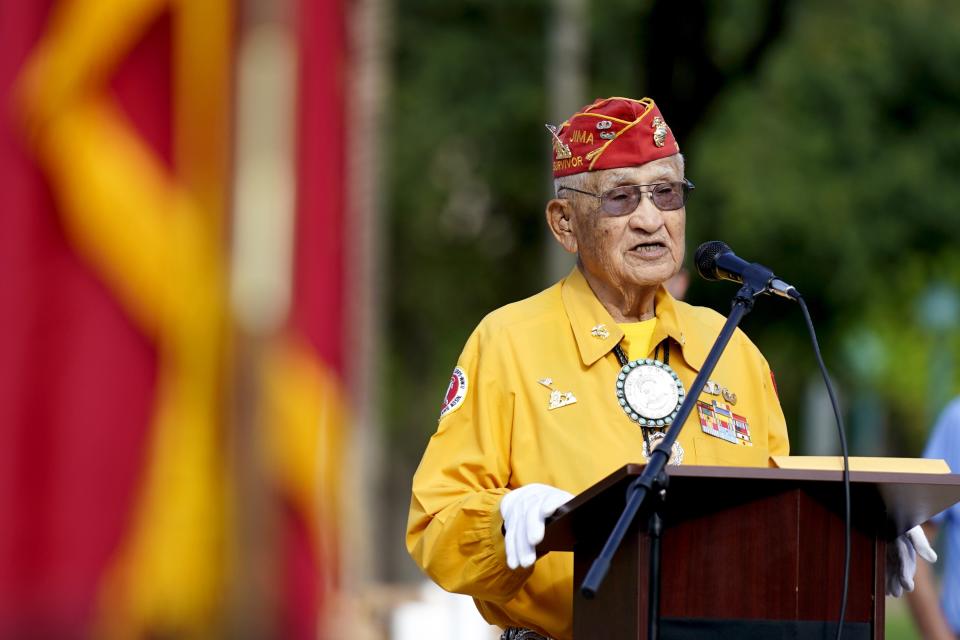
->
xmin=539 ymin=377 xmax=577 ymax=410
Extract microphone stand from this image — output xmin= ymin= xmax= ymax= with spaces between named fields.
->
xmin=580 ymin=280 xmax=765 ymax=640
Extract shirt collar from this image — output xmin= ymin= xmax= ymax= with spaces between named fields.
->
xmin=560 ymin=267 xmax=709 ymax=371
xmin=561 ymin=267 xmax=623 ymax=367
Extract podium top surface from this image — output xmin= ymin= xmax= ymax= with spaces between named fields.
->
xmin=540 ymin=463 xmax=960 ymax=553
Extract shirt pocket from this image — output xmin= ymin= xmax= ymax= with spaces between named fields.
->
xmin=692 ymin=435 xmax=769 ymax=468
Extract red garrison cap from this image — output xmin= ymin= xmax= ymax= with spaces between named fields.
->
xmin=549 ymin=97 xmax=680 ymax=178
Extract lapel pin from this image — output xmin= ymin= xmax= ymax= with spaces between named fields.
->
xmin=591 ymin=324 xmax=610 ymax=339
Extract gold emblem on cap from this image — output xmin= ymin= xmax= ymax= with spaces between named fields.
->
xmin=545 ymin=124 xmax=572 ymax=160
xmin=652 ymin=116 xmax=667 ymax=148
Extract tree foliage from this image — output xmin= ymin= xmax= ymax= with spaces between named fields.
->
xmin=689 ymin=0 xmax=960 ymax=449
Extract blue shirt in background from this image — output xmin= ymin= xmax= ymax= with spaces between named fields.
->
xmin=923 ymin=397 xmax=960 ymax=633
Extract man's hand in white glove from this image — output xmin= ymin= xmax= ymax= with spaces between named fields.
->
xmin=886 ymin=525 xmax=938 ymax=597
xmin=500 ymin=483 xmax=574 ymax=570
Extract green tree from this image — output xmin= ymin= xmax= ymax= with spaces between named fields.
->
xmin=689 ymin=0 xmax=960 ymax=450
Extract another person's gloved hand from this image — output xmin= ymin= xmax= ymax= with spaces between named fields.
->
xmin=500 ymin=483 xmax=574 ymax=570
xmin=886 ymin=525 xmax=938 ymax=597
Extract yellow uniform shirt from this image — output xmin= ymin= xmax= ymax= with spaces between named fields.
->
xmin=406 ymin=267 xmax=788 ymax=640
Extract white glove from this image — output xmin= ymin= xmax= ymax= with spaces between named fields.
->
xmin=499 ymin=483 xmax=574 ymax=570
xmin=886 ymin=525 xmax=937 ymax=597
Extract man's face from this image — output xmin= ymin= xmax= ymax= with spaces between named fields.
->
xmin=569 ymin=155 xmax=686 ymax=294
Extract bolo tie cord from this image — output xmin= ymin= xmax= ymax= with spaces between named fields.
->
xmin=613 ymin=339 xmax=670 ymax=366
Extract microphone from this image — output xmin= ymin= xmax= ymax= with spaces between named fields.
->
xmin=694 ymin=241 xmax=799 ymax=300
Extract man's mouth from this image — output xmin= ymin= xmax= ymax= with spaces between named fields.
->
xmin=630 ymin=241 xmax=667 ymax=253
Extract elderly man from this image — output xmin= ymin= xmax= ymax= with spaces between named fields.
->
xmin=406 ymin=97 xmax=930 ymax=639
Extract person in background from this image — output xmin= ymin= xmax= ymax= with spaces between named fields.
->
xmin=406 ymin=96 xmax=933 ymax=640
xmin=908 ymin=398 xmax=960 ymax=639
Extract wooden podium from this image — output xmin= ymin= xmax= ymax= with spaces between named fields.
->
xmin=540 ymin=464 xmax=960 ymax=639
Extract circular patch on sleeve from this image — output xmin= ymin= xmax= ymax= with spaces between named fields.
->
xmin=440 ymin=367 xmax=468 ymax=419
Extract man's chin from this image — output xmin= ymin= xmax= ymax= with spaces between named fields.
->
xmin=621 ymin=266 xmax=675 ymax=290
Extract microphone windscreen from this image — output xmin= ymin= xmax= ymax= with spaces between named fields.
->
xmin=694 ymin=241 xmax=731 ymax=281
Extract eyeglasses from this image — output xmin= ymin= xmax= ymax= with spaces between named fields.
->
xmin=558 ymin=179 xmax=694 ymax=216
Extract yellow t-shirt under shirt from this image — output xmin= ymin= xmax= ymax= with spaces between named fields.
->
xmin=618 ymin=317 xmax=656 ymax=361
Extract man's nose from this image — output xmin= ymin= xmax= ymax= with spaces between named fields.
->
xmin=626 ymin=195 xmax=664 ymax=232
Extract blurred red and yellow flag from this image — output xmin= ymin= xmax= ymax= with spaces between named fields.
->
xmin=0 ymin=0 xmax=349 ymax=637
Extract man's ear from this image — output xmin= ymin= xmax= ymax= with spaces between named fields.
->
xmin=546 ymin=198 xmax=578 ymax=254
